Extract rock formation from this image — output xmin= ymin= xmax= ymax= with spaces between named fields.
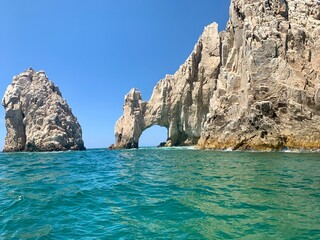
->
xmin=199 ymin=0 xmax=320 ymax=150
xmin=2 ymin=68 xmax=85 ymax=152
xmin=112 ymin=23 xmax=220 ymax=149
xmin=112 ymin=0 xmax=320 ymax=151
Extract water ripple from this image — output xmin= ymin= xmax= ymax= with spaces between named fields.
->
xmin=0 ymin=149 xmax=319 ymax=239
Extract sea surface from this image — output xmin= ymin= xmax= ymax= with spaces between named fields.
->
xmin=0 ymin=148 xmax=319 ymax=239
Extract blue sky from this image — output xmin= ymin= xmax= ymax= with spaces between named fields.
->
xmin=0 ymin=0 xmax=230 ymax=149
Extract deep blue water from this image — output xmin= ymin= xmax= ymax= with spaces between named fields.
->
xmin=0 ymin=148 xmax=319 ymax=239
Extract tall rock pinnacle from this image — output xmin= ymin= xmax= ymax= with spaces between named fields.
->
xmin=2 ymin=68 xmax=85 ymax=152
xmin=113 ymin=0 xmax=320 ymax=150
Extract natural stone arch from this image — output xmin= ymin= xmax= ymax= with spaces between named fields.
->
xmin=112 ymin=88 xmax=203 ymax=149
xmin=112 ymin=0 xmax=320 ymax=151
xmin=110 ymin=23 xmax=221 ymax=149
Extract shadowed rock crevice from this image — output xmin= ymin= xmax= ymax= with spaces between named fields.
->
xmin=2 ymin=68 xmax=86 ymax=152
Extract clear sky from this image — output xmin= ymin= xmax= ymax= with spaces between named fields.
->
xmin=0 ymin=0 xmax=230 ymax=149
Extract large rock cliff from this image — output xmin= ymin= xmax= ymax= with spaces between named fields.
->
xmin=112 ymin=23 xmax=220 ymax=149
xmin=113 ymin=0 xmax=320 ymax=150
xmin=199 ymin=0 xmax=320 ymax=150
xmin=2 ymin=68 xmax=85 ymax=152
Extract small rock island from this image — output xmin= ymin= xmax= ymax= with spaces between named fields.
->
xmin=112 ymin=0 xmax=320 ymax=150
xmin=2 ymin=68 xmax=85 ymax=152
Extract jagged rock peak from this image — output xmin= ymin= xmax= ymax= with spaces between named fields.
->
xmin=199 ymin=0 xmax=320 ymax=150
xmin=111 ymin=23 xmax=221 ymax=149
xmin=112 ymin=0 xmax=320 ymax=151
xmin=2 ymin=68 xmax=86 ymax=152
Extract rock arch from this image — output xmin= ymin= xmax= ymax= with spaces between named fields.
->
xmin=112 ymin=0 xmax=320 ymax=151
xmin=110 ymin=23 xmax=221 ymax=149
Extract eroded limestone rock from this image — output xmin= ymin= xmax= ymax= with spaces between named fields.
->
xmin=199 ymin=0 xmax=320 ymax=150
xmin=113 ymin=0 xmax=320 ymax=151
xmin=2 ymin=68 xmax=85 ymax=152
xmin=112 ymin=23 xmax=220 ymax=149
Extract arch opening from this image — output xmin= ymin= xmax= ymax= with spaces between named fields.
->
xmin=139 ymin=125 xmax=168 ymax=147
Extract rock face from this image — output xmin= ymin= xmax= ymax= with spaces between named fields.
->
xmin=199 ymin=0 xmax=320 ymax=150
xmin=113 ymin=0 xmax=320 ymax=151
xmin=112 ymin=23 xmax=220 ymax=149
xmin=2 ymin=68 xmax=85 ymax=152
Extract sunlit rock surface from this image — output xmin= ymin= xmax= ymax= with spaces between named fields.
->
xmin=113 ymin=0 xmax=320 ymax=150
xmin=2 ymin=68 xmax=85 ymax=152
xmin=112 ymin=23 xmax=220 ymax=149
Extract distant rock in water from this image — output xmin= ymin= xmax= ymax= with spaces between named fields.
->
xmin=2 ymin=68 xmax=85 ymax=152
xmin=112 ymin=0 xmax=320 ymax=151
xmin=157 ymin=142 xmax=167 ymax=148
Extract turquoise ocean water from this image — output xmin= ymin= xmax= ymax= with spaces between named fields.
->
xmin=0 ymin=148 xmax=319 ymax=239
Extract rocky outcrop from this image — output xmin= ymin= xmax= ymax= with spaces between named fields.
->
xmin=111 ymin=23 xmax=220 ymax=149
xmin=112 ymin=0 xmax=320 ymax=151
xmin=2 ymin=68 xmax=85 ymax=152
xmin=199 ymin=0 xmax=320 ymax=150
